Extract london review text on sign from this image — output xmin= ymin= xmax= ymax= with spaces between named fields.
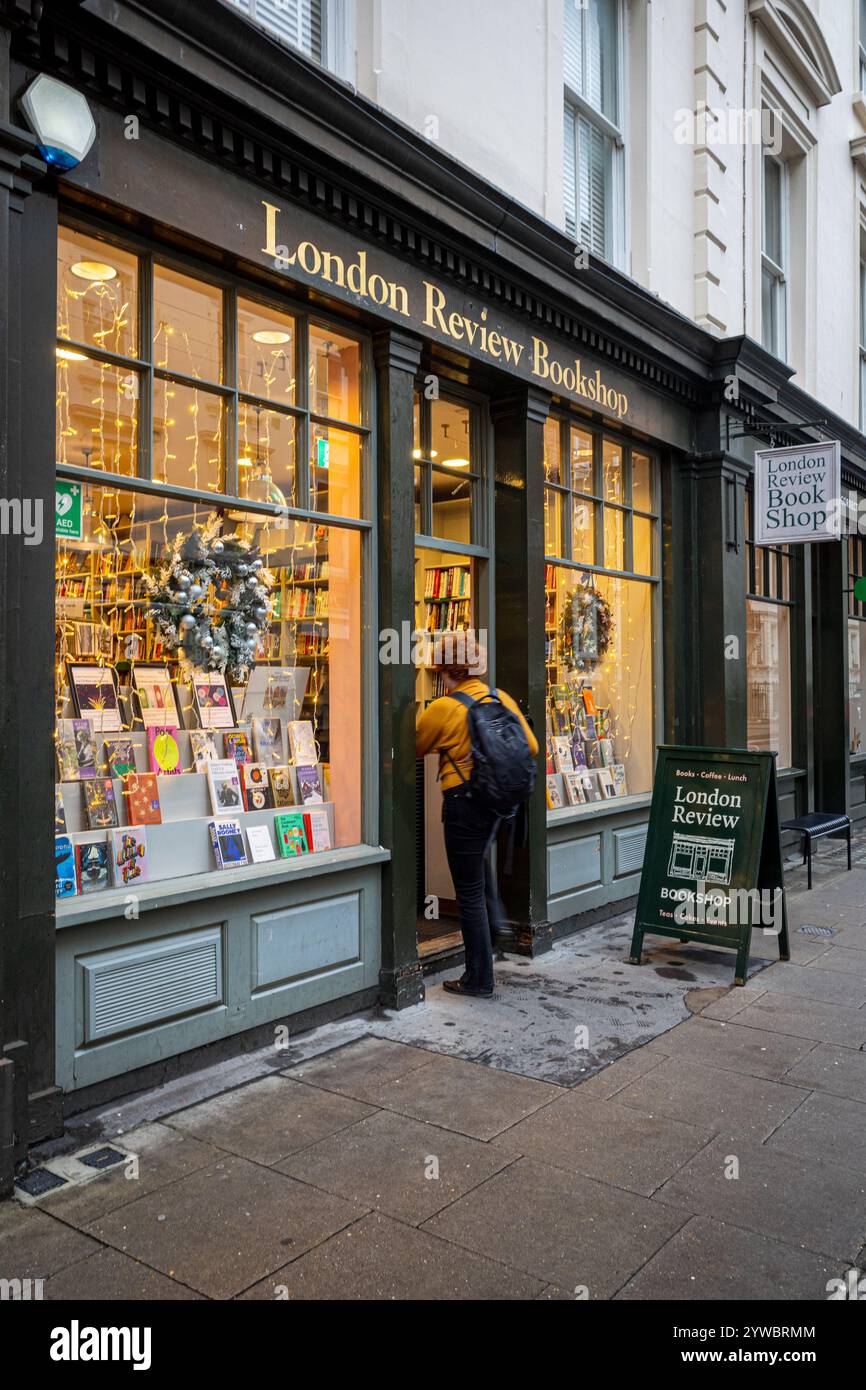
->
xmin=261 ymin=200 xmax=629 ymax=420
xmin=629 ymin=746 xmax=789 ymax=986
xmin=754 ymin=440 xmax=841 ymax=546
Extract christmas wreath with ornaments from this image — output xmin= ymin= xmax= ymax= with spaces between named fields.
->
xmin=144 ymin=514 xmax=275 ymax=679
xmin=560 ymin=577 xmax=614 ymax=674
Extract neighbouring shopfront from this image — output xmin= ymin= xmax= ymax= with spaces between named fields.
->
xmin=3 ymin=0 xmax=866 ymax=1165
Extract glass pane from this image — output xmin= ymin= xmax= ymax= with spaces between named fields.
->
xmin=545 ymin=487 xmax=563 ymax=557
xmin=849 ymin=619 xmax=866 ymax=755
xmin=57 ymin=229 xmax=139 ymax=358
xmin=237 ymin=402 xmax=296 ymax=508
xmin=544 ymin=418 xmax=562 ymax=484
xmin=237 ymin=299 xmax=296 ymax=405
xmin=578 ymin=115 xmax=613 ymax=259
xmin=633 ymin=514 xmax=653 ymax=575
xmin=56 ymin=355 xmax=139 ymax=475
xmin=603 ymin=438 xmax=624 ymax=502
xmin=309 ymin=325 xmax=361 ymax=423
xmin=309 ymin=425 xmax=362 ymax=517
xmin=747 ymin=599 xmax=792 ymax=767
xmin=604 ymin=505 xmax=624 ymax=568
xmin=153 ymin=378 xmax=224 ymax=492
xmin=632 ymin=451 xmax=653 ymax=511
xmin=763 ymin=157 xmax=783 ymax=267
xmin=413 ymin=393 xmax=422 ymax=456
xmin=586 ymin=0 xmax=618 ymax=121
xmin=153 ymin=265 xmax=223 ymax=384
xmin=545 ymin=570 xmax=654 ymax=801
xmin=761 ymin=267 xmax=777 ymax=355
xmin=432 ymin=398 xmax=472 ymax=469
xmin=570 ymin=427 xmax=594 ymax=493
xmin=572 ymin=496 xmax=595 ymax=563
xmin=431 ymin=465 xmax=472 ymax=544
xmin=414 ymin=465 xmax=423 ymax=534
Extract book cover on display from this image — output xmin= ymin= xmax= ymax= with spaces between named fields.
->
xmin=295 ymin=764 xmax=324 ymax=805
xmin=58 ymin=718 xmax=97 ymax=780
xmin=103 ymin=736 xmax=136 ymax=777
xmin=241 ymin=763 xmax=274 ymax=811
xmin=246 ymin=824 xmax=276 ymax=863
xmin=224 ymin=730 xmax=253 ymax=765
xmin=124 ymin=772 xmax=162 ymax=825
xmin=54 ymin=789 xmax=67 ymax=833
xmin=599 ymin=738 xmax=615 ymax=768
xmin=552 ymin=736 xmax=575 ymax=773
xmin=545 ymin=775 xmax=563 ymax=809
xmin=612 ymin=763 xmax=628 ymax=797
xmin=303 ymin=808 xmax=332 ymax=853
xmin=111 ymin=827 xmax=150 ymax=887
xmin=190 ymin=729 xmax=219 ymax=771
xmin=83 ymin=777 xmax=119 ymax=830
xmin=597 ymin=768 xmax=617 ymax=799
xmin=571 ymin=738 xmax=587 ymax=768
xmin=55 ymin=836 xmax=77 ymax=898
xmin=563 ymin=772 xmax=587 ymax=806
xmin=268 ymin=765 xmax=295 ymax=807
xmin=287 ymin=720 xmax=317 ymax=765
xmin=252 ymin=717 xmax=284 ymax=766
xmin=585 ymin=740 xmax=605 ymax=769
xmin=207 ymin=759 xmax=244 ymax=814
xmin=209 ymin=819 xmax=248 ymax=869
xmin=147 ymin=726 xmax=182 ymax=775
xmin=76 ymin=840 xmax=110 ymax=894
xmin=274 ymin=811 xmax=309 ymax=857
xmin=580 ymin=771 xmax=603 ymax=802
xmin=192 ymin=674 xmax=234 ymax=730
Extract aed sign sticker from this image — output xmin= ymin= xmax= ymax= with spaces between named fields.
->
xmin=754 ymin=439 xmax=841 ymax=545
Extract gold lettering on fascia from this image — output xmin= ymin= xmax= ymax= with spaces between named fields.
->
xmin=262 ymin=200 xmax=629 ymax=420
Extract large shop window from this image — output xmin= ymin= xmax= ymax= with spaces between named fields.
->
xmin=745 ymin=500 xmax=792 ymax=769
xmin=55 ymin=225 xmax=368 ymax=902
xmin=848 ymin=532 xmax=866 ymax=759
xmin=543 ymin=419 xmax=658 ymax=810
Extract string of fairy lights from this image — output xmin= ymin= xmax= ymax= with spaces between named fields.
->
xmin=54 ymin=237 xmax=338 ymax=776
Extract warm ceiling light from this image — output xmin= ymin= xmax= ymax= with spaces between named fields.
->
xmin=441 ymin=456 xmax=470 ymax=469
xmin=252 ymin=330 xmax=291 ymax=344
xmin=56 ymin=346 xmax=87 ymax=361
xmin=71 ymin=260 xmax=117 ymax=282
xmin=412 ymin=448 xmax=422 ymax=459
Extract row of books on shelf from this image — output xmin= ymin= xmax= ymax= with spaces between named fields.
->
xmin=284 ymin=589 xmax=329 ymax=619
xmin=289 ymin=560 xmax=329 ymax=582
xmin=420 ymin=601 xmax=470 ymax=633
xmin=57 ymin=752 xmax=326 ymax=837
xmin=57 ymin=717 xmax=321 ymax=781
xmin=546 ymin=733 xmax=618 ymax=773
xmin=546 ymin=765 xmax=628 ymax=808
xmin=423 ymin=565 xmax=470 ymax=599
xmin=56 ymin=805 xmax=332 ymax=898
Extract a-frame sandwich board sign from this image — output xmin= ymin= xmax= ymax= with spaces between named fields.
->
xmin=628 ymin=746 xmax=790 ymax=986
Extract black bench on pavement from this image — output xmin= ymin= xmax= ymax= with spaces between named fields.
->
xmin=781 ymin=812 xmax=852 ymax=890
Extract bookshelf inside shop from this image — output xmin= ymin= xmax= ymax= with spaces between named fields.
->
xmin=414 ymin=549 xmax=473 ymax=707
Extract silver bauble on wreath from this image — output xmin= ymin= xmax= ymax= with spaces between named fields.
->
xmin=179 ymin=613 xmax=196 ymax=632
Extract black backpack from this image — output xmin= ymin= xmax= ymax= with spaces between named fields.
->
xmin=445 ymin=688 xmax=536 ymax=817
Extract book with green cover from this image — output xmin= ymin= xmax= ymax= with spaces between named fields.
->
xmin=274 ymin=811 xmax=308 ymax=858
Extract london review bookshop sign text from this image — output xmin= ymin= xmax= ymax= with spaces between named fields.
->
xmin=629 ymin=746 xmax=790 ymax=986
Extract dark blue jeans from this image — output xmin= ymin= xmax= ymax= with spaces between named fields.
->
xmin=442 ymin=785 xmax=504 ymax=992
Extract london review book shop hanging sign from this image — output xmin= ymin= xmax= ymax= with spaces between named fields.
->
xmin=628 ymin=747 xmax=790 ymax=986
xmin=754 ymin=439 xmax=841 ymax=546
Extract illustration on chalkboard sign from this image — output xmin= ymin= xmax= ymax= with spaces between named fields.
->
xmin=667 ymin=833 xmax=735 ymax=886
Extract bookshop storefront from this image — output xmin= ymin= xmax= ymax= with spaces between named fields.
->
xmin=13 ymin=0 xmax=863 ymax=1150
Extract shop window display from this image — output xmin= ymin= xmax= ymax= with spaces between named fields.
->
xmin=55 ymin=225 xmax=368 ymax=902
xmin=848 ymin=530 xmax=866 ymax=758
xmin=544 ymin=419 xmax=658 ymax=810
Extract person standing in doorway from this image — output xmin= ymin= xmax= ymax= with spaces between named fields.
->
xmin=416 ymin=654 xmax=538 ymax=997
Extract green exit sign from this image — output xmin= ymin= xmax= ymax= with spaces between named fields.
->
xmin=854 ymin=577 xmax=866 ymax=603
xmin=316 ymin=438 xmax=330 ymax=470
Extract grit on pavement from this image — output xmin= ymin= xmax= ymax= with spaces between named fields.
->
xmin=3 ymin=834 xmax=866 ymax=1301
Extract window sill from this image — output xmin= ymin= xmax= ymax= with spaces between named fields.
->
xmin=547 ymin=791 xmax=652 ymax=828
xmin=56 ymin=843 xmax=390 ymax=929
xmin=853 ymin=90 xmax=866 ymax=133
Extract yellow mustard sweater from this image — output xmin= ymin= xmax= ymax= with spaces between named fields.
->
xmin=415 ymin=678 xmax=539 ymax=792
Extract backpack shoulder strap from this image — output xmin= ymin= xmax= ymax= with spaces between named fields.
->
xmin=447 ymin=690 xmax=475 ymax=709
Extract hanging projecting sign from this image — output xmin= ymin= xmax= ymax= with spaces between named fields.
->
xmin=754 ymin=440 xmax=841 ymax=545
xmin=628 ymin=746 xmax=790 ymax=986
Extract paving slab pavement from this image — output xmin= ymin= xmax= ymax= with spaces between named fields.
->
xmin=2 ymin=829 xmax=866 ymax=1300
